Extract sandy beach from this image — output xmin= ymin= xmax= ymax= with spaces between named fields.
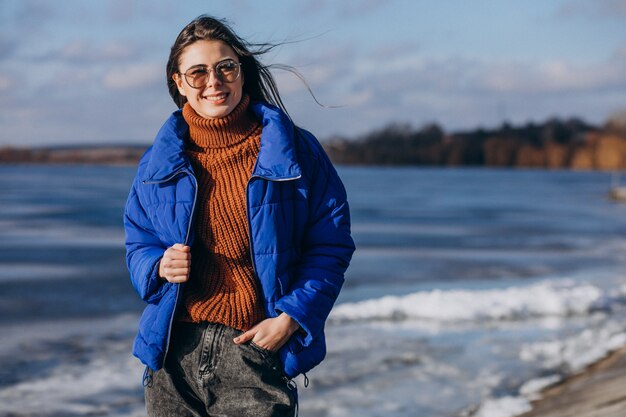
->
xmin=519 ymin=345 xmax=626 ymax=417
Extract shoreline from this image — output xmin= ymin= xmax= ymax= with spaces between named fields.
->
xmin=518 ymin=344 xmax=626 ymax=417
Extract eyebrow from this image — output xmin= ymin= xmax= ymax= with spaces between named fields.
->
xmin=184 ymin=58 xmax=238 ymax=71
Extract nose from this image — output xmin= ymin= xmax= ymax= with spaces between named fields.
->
xmin=205 ymin=68 xmax=222 ymax=86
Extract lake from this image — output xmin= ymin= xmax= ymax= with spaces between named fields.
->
xmin=1 ymin=165 xmax=626 ymax=417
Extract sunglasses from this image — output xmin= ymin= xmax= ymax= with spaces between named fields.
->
xmin=180 ymin=59 xmax=242 ymax=88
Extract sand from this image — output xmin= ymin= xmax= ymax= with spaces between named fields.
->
xmin=519 ymin=345 xmax=626 ymax=417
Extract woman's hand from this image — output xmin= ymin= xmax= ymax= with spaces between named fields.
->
xmin=158 ymin=243 xmax=191 ymax=283
xmin=233 ymin=313 xmax=300 ymax=352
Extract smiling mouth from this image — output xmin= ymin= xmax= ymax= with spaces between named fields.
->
xmin=203 ymin=93 xmax=228 ymax=102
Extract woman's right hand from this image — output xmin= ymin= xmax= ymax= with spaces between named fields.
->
xmin=158 ymin=243 xmax=191 ymax=283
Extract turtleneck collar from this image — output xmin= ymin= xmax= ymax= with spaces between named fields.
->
xmin=182 ymin=95 xmax=259 ymax=149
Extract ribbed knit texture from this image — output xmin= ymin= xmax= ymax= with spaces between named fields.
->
xmin=180 ymin=95 xmax=265 ymax=330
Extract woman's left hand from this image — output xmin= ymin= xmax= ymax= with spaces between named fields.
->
xmin=233 ymin=312 xmax=300 ymax=352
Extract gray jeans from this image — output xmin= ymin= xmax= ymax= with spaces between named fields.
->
xmin=144 ymin=321 xmax=296 ymax=417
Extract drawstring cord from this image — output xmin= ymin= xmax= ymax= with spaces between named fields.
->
xmin=285 ymin=378 xmax=298 ymax=417
xmin=143 ymin=366 xmax=154 ymax=387
xmin=285 ymin=373 xmax=309 ymax=417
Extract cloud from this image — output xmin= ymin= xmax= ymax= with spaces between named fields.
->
xmin=278 ymin=42 xmax=357 ymax=85
xmin=0 ymin=0 xmax=57 ymax=59
xmin=272 ymin=38 xmax=626 ymax=104
xmin=100 ymin=42 xmax=136 ymax=60
xmin=298 ymin=0 xmax=331 ymax=15
xmin=106 ymin=0 xmax=178 ymax=24
xmin=368 ymin=41 xmax=421 ymax=61
xmin=28 ymin=39 xmax=139 ymax=65
xmin=476 ymin=49 xmax=626 ymax=94
xmin=0 ymin=74 xmax=12 ymax=91
xmin=63 ymin=40 xmax=136 ymax=62
xmin=556 ymin=0 xmax=626 ymax=19
xmin=340 ymin=90 xmax=372 ymax=107
xmin=0 ymin=37 xmax=153 ymax=99
xmin=337 ymin=0 xmax=393 ymax=17
xmin=0 ymin=82 xmax=174 ymax=146
xmin=613 ymin=43 xmax=626 ymax=60
xmin=2 ymin=0 xmax=625 ymax=146
xmin=278 ymin=39 xmax=626 ymax=138
xmin=0 ymin=36 xmax=18 ymax=61
xmin=270 ymin=41 xmax=359 ymax=104
xmin=103 ymin=63 xmax=163 ymax=90
xmin=344 ymin=41 xmax=626 ymax=99
xmin=107 ymin=0 xmax=135 ymax=23
xmin=13 ymin=0 xmax=56 ymax=27
xmin=296 ymin=0 xmax=392 ymax=17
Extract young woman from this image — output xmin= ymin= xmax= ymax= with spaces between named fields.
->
xmin=123 ymin=15 xmax=355 ymax=417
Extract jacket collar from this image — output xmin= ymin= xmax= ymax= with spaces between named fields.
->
xmin=142 ymin=101 xmax=302 ymax=182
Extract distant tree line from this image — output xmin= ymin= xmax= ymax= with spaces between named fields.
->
xmin=3 ymin=114 xmax=626 ymax=169
xmin=324 ymin=115 xmax=626 ymax=170
xmin=0 ymin=145 xmax=146 ymax=164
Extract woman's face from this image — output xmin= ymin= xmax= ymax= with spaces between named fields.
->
xmin=173 ymin=40 xmax=243 ymax=119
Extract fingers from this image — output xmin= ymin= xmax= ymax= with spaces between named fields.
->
xmin=164 ymin=259 xmax=189 ymax=268
xmin=167 ymin=246 xmax=191 ymax=260
xmin=234 ymin=320 xmax=281 ymax=351
xmin=233 ymin=328 xmax=257 ymax=345
xmin=172 ymin=243 xmax=191 ymax=252
xmin=158 ymin=243 xmax=192 ymax=283
xmin=164 ymin=274 xmax=189 ymax=284
xmin=167 ymin=268 xmax=189 ymax=277
xmin=235 ymin=316 xmax=299 ymax=351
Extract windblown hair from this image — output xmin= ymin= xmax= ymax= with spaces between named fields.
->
xmin=166 ymin=15 xmax=290 ymax=112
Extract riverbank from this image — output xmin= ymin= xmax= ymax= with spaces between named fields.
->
xmin=519 ymin=345 xmax=626 ymax=417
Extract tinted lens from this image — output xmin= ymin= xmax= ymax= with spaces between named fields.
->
xmin=215 ymin=60 xmax=240 ymax=83
xmin=183 ymin=61 xmax=241 ymax=88
xmin=185 ymin=67 xmax=210 ymax=88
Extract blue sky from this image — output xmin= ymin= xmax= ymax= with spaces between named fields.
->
xmin=1 ymin=0 xmax=626 ymax=146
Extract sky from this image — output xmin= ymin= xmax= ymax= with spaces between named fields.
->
xmin=1 ymin=0 xmax=626 ymax=147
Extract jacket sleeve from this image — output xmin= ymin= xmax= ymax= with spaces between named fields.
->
xmin=274 ymin=138 xmax=355 ymax=346
xmin=124 ymin=179 xmax=170 ymax=303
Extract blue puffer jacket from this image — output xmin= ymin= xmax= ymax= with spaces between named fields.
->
xmin=124 ymin=101 xmax=355 ymax=378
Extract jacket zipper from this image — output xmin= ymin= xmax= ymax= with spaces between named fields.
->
xmin=245 ymin=173 xmax=301 ymax=309
xmin=144 ymin=169 xmax=198 ymax=369
xmin=245 ymin=175 xmax=262 ymax=308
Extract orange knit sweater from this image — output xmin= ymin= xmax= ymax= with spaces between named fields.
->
xmin=179 ymin=95 xmax=265 ymax=330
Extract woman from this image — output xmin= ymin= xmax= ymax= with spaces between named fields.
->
xmin=123 ymin=15 xmax=355 ymax=417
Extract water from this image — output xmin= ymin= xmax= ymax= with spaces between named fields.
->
xmin=1 ymin=165 xmax=626 ymax=417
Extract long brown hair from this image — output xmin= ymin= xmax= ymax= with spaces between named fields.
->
xmin=166 ymin=15 xmax=288 ymax=112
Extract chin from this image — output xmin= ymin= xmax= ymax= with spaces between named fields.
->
xmin=196 ymin=99 xmax=239 ymax=119
xmin=203 ymin=108 xmax=231 ymax=119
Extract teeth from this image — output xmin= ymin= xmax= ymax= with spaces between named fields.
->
xmin=205 ymin=94 xmax=227 ymax=101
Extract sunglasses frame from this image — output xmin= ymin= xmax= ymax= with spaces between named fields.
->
xmin=180 ymin=59 xmax=242 ymax=89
